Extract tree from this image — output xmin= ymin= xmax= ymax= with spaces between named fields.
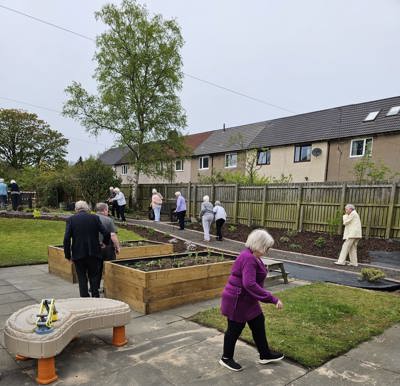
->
xmin=353 ymin=156 xmax=398 ymax=183
xmin=0 ymin=109 xmax=68 ymax=169
xmin=63 ymin=0 xmax=186 ymax=206
xmin=74 ymin=157 xmax=121 ymax=209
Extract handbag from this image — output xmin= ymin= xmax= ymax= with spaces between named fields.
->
xmin=148 ymin=206 xmax=155 ymax=220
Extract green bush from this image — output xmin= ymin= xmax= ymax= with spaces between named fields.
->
xmin=314 ymin=236 xmax=326 ymax=248
xmin=33 ymin=209 xmax=41 ymax=218
xmin=279 ymin=236 xmax=290 ymax=243
xmin=286 ymin=229 xmax=298 ymax=238
xmin=327 ymin=210 xmax=342 ymax=236
xmin=289 ymin=243 xmax=301 ymax=251
xmin=360 ymin=268 xmax=385 ymax=282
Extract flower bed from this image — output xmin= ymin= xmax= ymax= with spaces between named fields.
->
xmin=103 ymin=251 xmax=236 ymax=314
xmin=48 ymin=240 xmax=174 ymax=283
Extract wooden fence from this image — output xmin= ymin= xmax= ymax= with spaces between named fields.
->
xmin=136 ymin=182 xmax=400 ymax=239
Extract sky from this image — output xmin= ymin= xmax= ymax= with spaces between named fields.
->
xmin=0 ymin=0 xmax=399 ymax=162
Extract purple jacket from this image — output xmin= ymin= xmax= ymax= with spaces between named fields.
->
xmin=220 ymin=248 xmax=279 ymax=323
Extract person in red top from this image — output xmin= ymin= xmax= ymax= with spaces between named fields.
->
xmin=219 ymin=229 xmax=284 ymax=372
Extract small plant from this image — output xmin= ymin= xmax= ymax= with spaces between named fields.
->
xmin=314 ymin=236 xmax=326 ymax=248
xmin=228 ymin=225 xmax=237 ymax=232
xmin=360 ymin=268 xmax=385 ymax=282
xmin=147 ymin=228 xmax=155 ymax=235
xmin=289 ymin=243 xmax=301 ymax=251
xmin=33 ymin=209 xmax=41 ymax=218
xmin=286 ymin=229 xmax=297 ymax=238
xmin=40 ymin=207 xmax=50 ymax=213
xmin=279 ymin=236 xmax=290 ymax=244
xmin=327 ymin=210 xmax=342 ymax=236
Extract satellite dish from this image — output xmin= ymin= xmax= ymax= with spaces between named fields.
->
xmin=312 ymin=148 xmax=322 ymax=157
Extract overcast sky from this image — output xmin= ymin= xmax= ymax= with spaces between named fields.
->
xmin=1 ymin=0 xmax=399 ymax=161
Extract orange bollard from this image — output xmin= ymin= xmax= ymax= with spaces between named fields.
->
xmin=112 ymin=326 xmax=128 ymax=347
xmin=36 ymin=357 xmax=58 ymax=385
xmin=16 ymin=354 xmax=30 ymax=361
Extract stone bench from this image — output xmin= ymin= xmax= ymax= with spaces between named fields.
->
xmin=262 ymin=258 xmax=289 ymax=284
xmin=4 ymin=298 xmax=130 ymax=384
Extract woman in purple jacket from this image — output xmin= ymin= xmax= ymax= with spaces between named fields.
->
xmin=219 ymin=229 xmax=284 ymax=371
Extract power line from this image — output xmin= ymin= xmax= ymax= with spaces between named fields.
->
xmin=0 ymin=4 xmax=296 ymax=114
xmin=0 ymin=96 xmax=109 ymax=147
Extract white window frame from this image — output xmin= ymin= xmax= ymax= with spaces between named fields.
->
xmin=350 ymin=138 xmax=373 ymax=158
xmin=175 ymin=159 xmax=184 ymax=172
xmin=199 ymin=156 xmax=209 ymax=170
xmin=364 ymin=111 xmax=380 ymax=121
xmin=121 ymin=164 xmax=128 ymax=175
xmin=387 ymin=106 xmax=400 ymax=116
xmin=224 ymin=152 xmax=238 ymax=168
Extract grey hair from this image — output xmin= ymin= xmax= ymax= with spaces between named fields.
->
xmin=0 ymin=178 xmax=4 ymax=183
xmin=96 ymin=202 xmax=108 ymax=213
xmin=75 ymin=200 xmax=89 ymax=212
xmin=245 ymin=229 xmax=275 ymax=254
xmin=203 ymin=195 xmax=210 ymax=202
xmin=109 ymin=186 xmax=114 ymax=190
xmin=152 ymin=188 xmax=157 ymax=194
xmin=114 ymin=187 xmax=120 ymax=193
xmin=215 ymin=200 xmax=221 ymax=206
xmin=10 ymin=179 xmax=16 ymax=184
xmin=175 ymin=191 xmax=181 ymax=196
xmin=345 ymin=204 xmax=355 ymax=211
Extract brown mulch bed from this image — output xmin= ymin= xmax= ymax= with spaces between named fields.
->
xmin=185 ymin=222 xmax=400 ymax=263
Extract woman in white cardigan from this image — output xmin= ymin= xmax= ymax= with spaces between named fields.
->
xmin=335 ymin=204 xmax=362 ymax=267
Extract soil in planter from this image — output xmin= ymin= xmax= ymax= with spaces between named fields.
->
xmin=185 ymin=222 xmax=400 ymax=263
xmin=119 ymin=252 xmax=235 ymax=272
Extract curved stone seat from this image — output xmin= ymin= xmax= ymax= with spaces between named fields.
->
xmin=4 ymin=298 xmax=130 ymax=384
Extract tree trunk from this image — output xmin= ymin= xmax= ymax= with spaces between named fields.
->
xmin=131 ymin=168 xmax=140 ymax=209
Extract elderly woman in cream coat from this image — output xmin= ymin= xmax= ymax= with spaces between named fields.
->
xmin=200 ymin=195 xmax=214 ymax=242
xmin=334 ymin=204 xmax=362 ymax=267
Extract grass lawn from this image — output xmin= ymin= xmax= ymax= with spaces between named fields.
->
xmin=0 ymin=218 xmax=142 ymax=267
xmin=191 ymin=283 xmax=400 ymax=368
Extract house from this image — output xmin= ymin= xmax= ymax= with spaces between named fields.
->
xmin=192 ymin=122 xmax=266 ymax=182
xmin=99 ymin=131 xmax=213 ymax=185
xmin=248 ymin=96 xmax=400 ymax=182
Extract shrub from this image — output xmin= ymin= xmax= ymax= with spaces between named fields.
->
xmin=286 ymin=229 xmax=298 ymax=238
xmin=289 ymin=243 xmax=301 ymax=250
xmin=228 ymin=225 xmax=237 ymax=232
xmin=279 ymin=236 xmax=290 ymax=244
xmin=360 ymin=268 xmax=385 ymax=282
xmin=314 ymin=236 xmax=326 ymax=248
xmin=33 ymin=209 xmax=41 ymax=218
xmin=328 ymin=210 xmax=342 ymax=236
xmin=40 ymin=207 xmax=50 ymax=213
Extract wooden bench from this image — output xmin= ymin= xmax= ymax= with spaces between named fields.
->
xmin=4 ymin=298 xmax=130 ymax=384
xmin=262 ymin=258 xmax=289 ymax=284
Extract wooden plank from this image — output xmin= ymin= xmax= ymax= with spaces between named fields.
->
xmin=47 ymin=246 xmax=77 ymax=283
xmin=385 ymin=183 xmax=397 ymax=239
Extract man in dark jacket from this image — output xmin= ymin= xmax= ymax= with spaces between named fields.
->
xmin=63 ymin=200 xmax=110 ymax=297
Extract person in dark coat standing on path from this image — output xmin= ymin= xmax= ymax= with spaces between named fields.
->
xmin=219 ymin=229 xmax=284 ymax=372
xmin=174 ymin=191 xmax=186 ymax=230
xmin=9 ymin=179 xmax=20 ymax=211
xmin=63 ymin=200 xmax=111 ymax=297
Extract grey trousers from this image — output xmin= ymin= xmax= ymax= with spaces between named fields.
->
xmin=202 ymin=214 xmax=214 ymax=241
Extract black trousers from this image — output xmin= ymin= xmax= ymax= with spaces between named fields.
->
xmin=73 ymin=257 xmax=101 ymax=298
xmin=176 ymin=210 xmax=186 ymax=229
xmin=223 ymin=313 xmax=270 ymax=359
xmin=117 ymin=204 xmax=126 ymax=221
xmin=216 ymin=218 xmax=225 ymax=240
xmin=11 ymin=194 xmax=19 ymax=210
xmin=111 ymin=201 xmax=118 ymax=217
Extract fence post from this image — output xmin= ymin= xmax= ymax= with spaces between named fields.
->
xmin=233 ymin=184 xmax=239 ymax=224
xmin=385 ymin=183 xmax=397 ymax=239
xmin=295 ymin=185 xmax=303 ymax=231
xmin=261 ymin=185 xmax=267 ymax=227
xmin=211 ymin=184 xmax=215 ymax=203
xmin=338 ymin=183 xmax=347 ymax=235
xmin=187 ymin=182 xmax=192 ymax=218
xmin=192 ymin=184 xmax=197 ymax=218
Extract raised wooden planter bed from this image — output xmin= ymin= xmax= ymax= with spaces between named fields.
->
xmin=103 ymin=251 xmax=236 ymax=314
xmin=48 ymin=240 xmax=174 ymax=283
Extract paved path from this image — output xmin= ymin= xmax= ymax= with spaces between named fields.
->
xmin=0 ymin=264 xmax=399 ymax=385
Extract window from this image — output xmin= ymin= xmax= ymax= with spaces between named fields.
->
xmin=364 ymin=111 xmax=380 ymax=121
xmin=224 ymin=153 xmax=237 ymax=168
xmin=199 ymin=156 xmax=209 ymax=170
xmin=350 ymin=138 xmax=373 ymax=157
xmin=121 ymin=165 xmax=128 ymax=175
xmin=387 ymin=106 xmax=400 ymax=116
xmin=257 ymin=149 xmax=271 ymax=165
xmin=294 ymin=144 xmax=311 ymax=163
xmin=175 ymin=159 xmax=184 ymax=171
